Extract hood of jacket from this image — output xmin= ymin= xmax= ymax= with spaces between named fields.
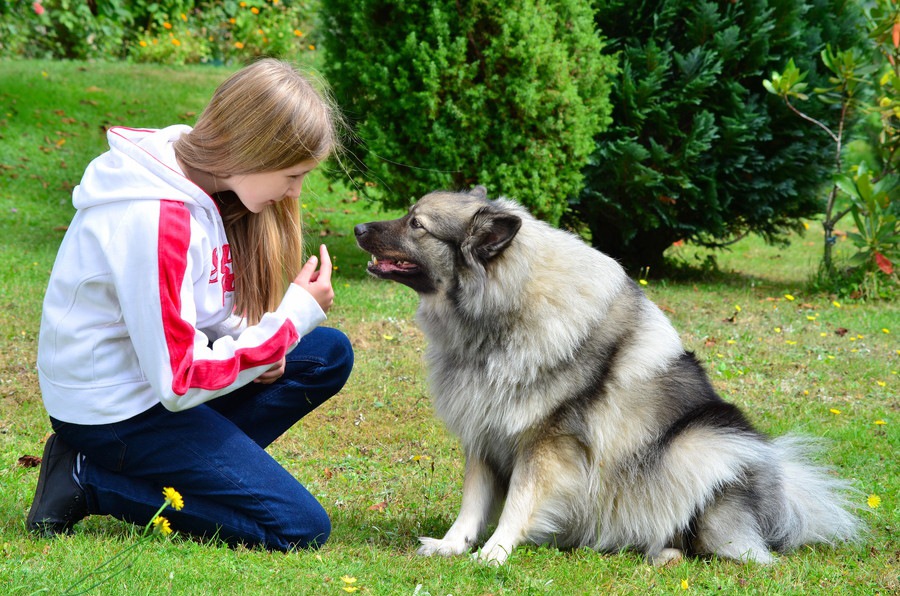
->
xmin=73 ymin=125 xmax=218 ymax=213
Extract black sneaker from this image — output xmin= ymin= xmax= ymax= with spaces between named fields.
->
xmin=26 ymin=434 xmax=88 ymax=537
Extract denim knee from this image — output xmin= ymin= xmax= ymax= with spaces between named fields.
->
xmin=293 ymin=327 xmax=354 ymax=394
xmin=279 ymin=504 xmax=331 ymax=551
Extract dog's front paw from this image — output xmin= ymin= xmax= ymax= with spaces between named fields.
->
xmin=475 ymin=542 xmax=512 ymax=566
xmin=417 ymin=536 xmax=470 ymax=557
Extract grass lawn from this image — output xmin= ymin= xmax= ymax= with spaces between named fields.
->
xmin=0 ymin=59 xmax=897 ymax=595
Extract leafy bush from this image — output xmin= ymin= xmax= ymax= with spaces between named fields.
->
xmin=765 ymin=0 xmax=900 ymax=299
xmin=574 ymin=0 xmax=868 ymax=271
xmin=319 ymin=0 xmax=616 ymax=223
xmin=0 ymin=0 xmax=320 ymax=64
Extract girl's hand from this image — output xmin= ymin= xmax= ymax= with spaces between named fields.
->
xmin=293 ymin=244 xmax=334 ymax=313
xmin=254 ymin=356 xmax=286 ymax=384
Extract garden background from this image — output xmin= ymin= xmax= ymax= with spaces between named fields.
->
xmin=0 ymin=1 xmax=898 ymax=594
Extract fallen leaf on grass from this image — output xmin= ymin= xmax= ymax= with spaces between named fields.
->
xmin=18 ymin=455 xmax=41 ymax=468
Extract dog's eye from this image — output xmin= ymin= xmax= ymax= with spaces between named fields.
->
xmin=410 ymin=217 xmax=423 ymax=229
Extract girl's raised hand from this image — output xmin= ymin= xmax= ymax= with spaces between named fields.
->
xmin=293 ymin=244 xmax=334 ymax=313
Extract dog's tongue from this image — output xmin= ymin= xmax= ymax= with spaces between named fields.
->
xmin=372 ymin=256 xmax=417 ymax=272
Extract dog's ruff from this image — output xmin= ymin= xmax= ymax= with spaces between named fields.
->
xmin=354 ymin=186 xmax=861 ymax=566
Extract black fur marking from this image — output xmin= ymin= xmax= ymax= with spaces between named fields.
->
xmin=547 ymin=324 xmax=637 ymax=438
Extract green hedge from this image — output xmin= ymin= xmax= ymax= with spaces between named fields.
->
xmin=319 ymin=0 xmax=617 ymax=223
xmin=574 ymin=0 xmax=869 ymax=270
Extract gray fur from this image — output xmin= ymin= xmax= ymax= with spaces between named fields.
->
xmin=354 ymin=188 xmax=861 ymax=565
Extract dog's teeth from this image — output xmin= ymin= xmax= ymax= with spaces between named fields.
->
xmin=372 ymin=256 xmax=379 ymax=266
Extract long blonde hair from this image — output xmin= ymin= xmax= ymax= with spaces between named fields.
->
xmin=174 ymin=58 xmax=340 ymax=325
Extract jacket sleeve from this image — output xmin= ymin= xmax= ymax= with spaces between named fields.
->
xmin=110 ymin=200 xmax=326 ymax=412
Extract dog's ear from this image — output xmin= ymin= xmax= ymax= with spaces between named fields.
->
xmin=469 ymin=185 xmax=488 ymax=200
xmin=463 ymin=206 xmax=522 ymax=263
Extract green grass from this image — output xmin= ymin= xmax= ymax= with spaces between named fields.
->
xmin=1 ymin=59 xmax=897 ymax=595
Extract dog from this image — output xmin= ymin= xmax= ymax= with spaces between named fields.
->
xmin=354 ymin=186 xmax=860 ymax=565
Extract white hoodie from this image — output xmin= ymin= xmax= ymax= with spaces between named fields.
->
xmin=37 ymin=126 xmax=326 ymax=425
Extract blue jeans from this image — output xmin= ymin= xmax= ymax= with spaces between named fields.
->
xmin=50 ymin=326 xmax=353 ymax=552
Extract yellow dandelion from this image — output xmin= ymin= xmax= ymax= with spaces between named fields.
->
xmin=734 ymin=305 xmax=742 ymax=312
xmin=294 ymin=29 xmax=303 ymax=36
xmin=833 ymin=301 xmax=841 ymax=308
xmin=774 ymin=327 xmax=782 ymax=333
xmin=235 ymin=41 xmax=245 ymax=49
xmin=341 ymin=576 xmax=357 ymax=584
xmin=786 ymin=340 xmax=797 ymax=345
xmin=139 ymin=40 xmax=148 ymax=47
xmin=726 ymin=339 xmax=736 ymax=344
xmin=308 ymin=44 xmax=316 ymax=51
xmin=874 ymin=420 xmax=886 ymax=425
xmin=639 ymin=279 xmax=648 ymax=286
xmin=239 ymin=1 xmax=246 ymax=6
xmin=163 ymin=22 xmax=172 ymax=30
xmin=784 ymin=294 xmax=795 ymax=301
xmin=180 ymin=12 xmax=187 ymax=21
xmin=867 ymin=494 xmax=881 ymax=509
xmin=163 ymin=487 xmax=184 ymax=511
xmin=877 ymin=380 xmax=886 ymax=387
xmin=882 ymin=328 xmax=890 ymax=334
xmin=807 ymin=315 xmax=817 ymax=321
xmin=172 ymin=38 xmax=181 ymax=46
xmin=830 ymin=408 xmax=841 ymax=415
xmin=681 ymin=578 xmax=689 ymax=590
xmin=251 ymin=6 xmax=259 ymax=14
xmin=803 ymin=390 xmax=809 ymax=395
xmin=820 ymin=332 xmax=827 ymax=337
xmin=382 ymin=334 xmax=395 ymax=341
xmin=153 ymin=516 xmax=173 ymax=535
xmin=229 ymin=17 xmax=236 ymax=24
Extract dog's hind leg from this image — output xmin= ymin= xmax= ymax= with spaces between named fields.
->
xmin=692 ymin=492 xmax=774 ymax=564
xmin=418 ymin=456 xmax=498 ymax=557
xmin=478 ymin=436 xmax=591 ymax=565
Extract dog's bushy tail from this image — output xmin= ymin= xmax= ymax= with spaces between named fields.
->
xmin=767 ymin=435 xmax=862 ymax=551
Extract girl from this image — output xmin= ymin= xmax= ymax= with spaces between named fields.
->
xmin=26 ymin=58 xmax=353 ymax=551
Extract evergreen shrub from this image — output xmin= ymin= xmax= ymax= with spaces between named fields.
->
xmin=319 ymin=0 xmax=617 ymax=223
xmin=577 ymin=0 xmax=868 ymax=271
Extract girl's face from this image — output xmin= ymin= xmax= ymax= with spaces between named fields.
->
xmin=224 ymin=159 xmax=319 ymax=213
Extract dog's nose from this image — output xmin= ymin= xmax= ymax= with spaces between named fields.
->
xmin=354 ymin=224 xmax=368 ymax=238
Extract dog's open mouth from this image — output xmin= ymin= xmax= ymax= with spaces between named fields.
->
xmin=368 ymin=255 xmax=421 ymax=276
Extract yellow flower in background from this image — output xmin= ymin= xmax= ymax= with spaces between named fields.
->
xmin=681 ymin=579 xmax=689 ymax=590
xmin=163 ymin=22 xmax=172 ymax=30
xmin=341 ymin=576 xmax=357 ymax=584
xmin=153 ymin=516 xmax=173 ymax=535
xmin=874 ymin=420 xmax=886 ymax=425
xmin=867 ymin=494 xmax=881 ymax=509
xmin=882 ymin=328 xmax=890 ymax=334
xmin=784 ymin=294 xmax=795 ymax=301
xmin=180 ymin=12 xmax=187 ymax=21
xmin=235 ymin=41 xmax=244 ymax=49
xmin=833 ymin=301 xmax=841 ymax=308
xmin=830 ymin=408 xmax=841 ymax=415
xmin=163 ymin=487 xmax=184 ymax=510
xmin=251 ymin=6 xmax=259 ymax=14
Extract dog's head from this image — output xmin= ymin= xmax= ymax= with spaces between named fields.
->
xmin=354 ymin=186 xmax=522 ymax=295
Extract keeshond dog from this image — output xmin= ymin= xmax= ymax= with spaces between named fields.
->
xmin=354 ymin=186 xmax=860 ymax=565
